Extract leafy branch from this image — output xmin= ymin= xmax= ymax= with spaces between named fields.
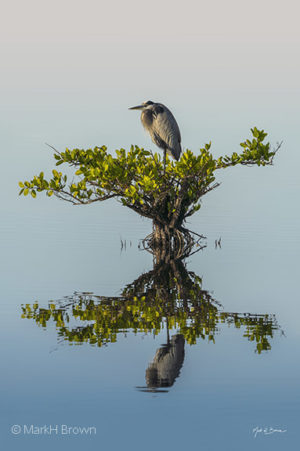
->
xmin=19 ymin=128 xmax=280 ymax=238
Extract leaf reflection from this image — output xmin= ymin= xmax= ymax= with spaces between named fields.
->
xmin=21 ymin=258 xmax=281 ymax=391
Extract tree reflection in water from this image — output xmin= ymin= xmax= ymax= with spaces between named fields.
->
xmin=21 ymin=257 xmax=281 ymax=392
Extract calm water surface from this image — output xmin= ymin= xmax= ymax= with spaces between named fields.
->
xmin=1 ymin=151 xmax=300 ymax=450
xmin=1 ymin=90 xmax=300 ymax=450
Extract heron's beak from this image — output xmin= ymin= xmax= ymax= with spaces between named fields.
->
xmin=129 ymin=105 xmax=144 ymax=110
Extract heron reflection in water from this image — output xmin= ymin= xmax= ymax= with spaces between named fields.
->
xmin=142 ymin=334 xmax=185 ymax=393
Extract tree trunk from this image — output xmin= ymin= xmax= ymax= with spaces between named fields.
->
xmin=149 ymin=221 xmax=186 ymax=263
xmin=152 ymin=220 xmax=169 ymax=247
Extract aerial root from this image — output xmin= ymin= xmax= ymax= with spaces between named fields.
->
xmin=142 ymin=226 xmax=206 ymax=261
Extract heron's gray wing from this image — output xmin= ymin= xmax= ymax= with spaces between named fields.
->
xmin=151 ymin=105 xmax=181 ymax=160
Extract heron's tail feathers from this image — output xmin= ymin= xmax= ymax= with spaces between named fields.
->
xmin=168 ymin=143 xmax=181 ymax=161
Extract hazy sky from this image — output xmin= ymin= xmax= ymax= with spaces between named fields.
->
xmin=1 ymin=0 xmax=300 ymax=168
xmin=2 ymin=0 xmax=300 ymax=42
xmin=2 ymin=0 xmax=300 ymax=94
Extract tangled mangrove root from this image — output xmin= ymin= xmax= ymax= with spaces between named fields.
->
xmin=142 ymin=224 xmax=206 ymax=263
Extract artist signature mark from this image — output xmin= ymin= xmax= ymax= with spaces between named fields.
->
xmin=252 ymin=426 xmax=287 ymax=438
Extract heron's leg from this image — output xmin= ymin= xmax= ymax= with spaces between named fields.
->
xmin=163 ymin=149 xmax=166 ymax=174
xmin=166 ymin=318 xmax=170 ymax=345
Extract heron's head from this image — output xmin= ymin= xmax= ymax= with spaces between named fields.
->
xmin=129 ymin=100 xmax=154 ymax=110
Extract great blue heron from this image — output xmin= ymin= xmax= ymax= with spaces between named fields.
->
xmin=129 ymin=101 xmax=182 ymax=167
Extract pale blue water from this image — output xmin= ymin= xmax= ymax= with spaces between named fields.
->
xmin=1 ymin=139 xmax=300 ymax=450
xmin=1 ymin=38 xmax=300 ymax=450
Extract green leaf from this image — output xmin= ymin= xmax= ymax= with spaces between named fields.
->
xmin=17 ymin=130 xmax=277 ymax=227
